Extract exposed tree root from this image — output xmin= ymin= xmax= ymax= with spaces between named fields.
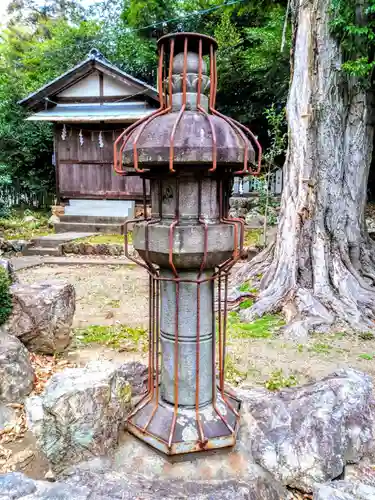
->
xmin=230 ymin=237 xmax=375 ymax=339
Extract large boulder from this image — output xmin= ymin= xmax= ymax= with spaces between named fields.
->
xmin=26 ymin=361 xmax=132 ymax=469
xmin=0 ymin=472 xmax=90 ymax=500
xmin=239 ymin=369 xmax=374 ymax=492
xmin=56 ymin=382 xmax=290 ymax=500
xmin=4 ymin=280 xmax=75 ymax=354
xmin=0 ymin=470 xmax=288 ymax=500
xmin=314 ymin=480 xmax=375 ymax=500
xmin=0 ymin=331 xmax=34 ymax=403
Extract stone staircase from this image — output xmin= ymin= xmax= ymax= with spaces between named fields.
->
xmin=54 ymin=215 xmax=126 ymax=234
xmin=24 ymin=233 xmax=94 ymax=257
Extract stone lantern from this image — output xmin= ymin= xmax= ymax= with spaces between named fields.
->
xmin=114 ymin=32 xmax=261 ymax=456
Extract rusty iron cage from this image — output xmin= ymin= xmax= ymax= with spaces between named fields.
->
xmin=113 ymin=32 xmax=262 ymax=456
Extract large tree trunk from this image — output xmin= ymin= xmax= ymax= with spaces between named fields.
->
xmin=233 ymin=0 xmax=375 ymax=337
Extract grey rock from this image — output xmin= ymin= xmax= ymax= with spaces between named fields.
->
xmin=26 ymin=361 xmax=132 ymax=470
xmin=0 ymin=332 xmax=34 ymax=403
xmin=245 ymin=213 xmax=266 ymax=227
xmin=4 ymin=280 xmax=75 ymax=354
xmin=9 ymin=240 xmax=29 ymax=253
xmin=0 ymin=473 xmax=90 ymax=500
xmin=0 ymin=472 xmax=36 ymax=499
xmin=0 ymin=470 xmax=288 ymax=500
xmin=229 ymin=197 xmax=253 ymax=209
xmin=238 ymin=369 xmax=374 ymax=492
xmin=117 ymin=362 xmax=147 ymax=399
xmin=314 ymin=480 xmax=375 ymax=500
xmin=61 ymin=398 xmax=290 ymax=499
xmin=65 ymin=469 xmax=287 ymax=500
xmin=48 ymin=215 xmax=60 ymax=228
xmin=345 ymin=460 xmax=375 ymax=487
xmin=0 ymin=241 xmax=12 ymax=254
xmin=0 ymin=403 xmax=17 ymax=431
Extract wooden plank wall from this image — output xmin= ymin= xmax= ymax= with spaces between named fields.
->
xmin=56 ymin=126 xmax=147 ymax=200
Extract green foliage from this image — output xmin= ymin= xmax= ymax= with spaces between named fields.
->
xmin=330 ymin=0 xmax=375 ymax=80
xmin=0 ymin=266 xmax=12 ymax=326
xmin=265 ymin=369 xmax=298 ymax=391
xmin=74 ymin=233 xmax=131 ymax=245
xmin=244 ymin=229 xmax=262 ymax=247
xmin=0 ymin=209 xmax=51 ymax=240
xmin=224 ymin=354 xmax=248 ymax=385
xmin=0 ymin=0 xmax=293 ymax=197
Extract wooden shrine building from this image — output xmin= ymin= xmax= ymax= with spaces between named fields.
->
xmin=19 ymin=49 xmax=158 ymax=221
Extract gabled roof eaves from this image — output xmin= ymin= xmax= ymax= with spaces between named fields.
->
xmin=18 ymin=51 xmax=158 ymax=109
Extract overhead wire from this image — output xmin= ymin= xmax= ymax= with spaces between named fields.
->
xmin=121 ymin=0 xmax=247 ymax=34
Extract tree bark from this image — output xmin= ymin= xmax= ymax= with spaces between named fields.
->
xmin=233 ymin=0 xmax=375 ymax=337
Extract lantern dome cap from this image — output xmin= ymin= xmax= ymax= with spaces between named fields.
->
xmin=158 ymin=32 xmax=218 ymax=55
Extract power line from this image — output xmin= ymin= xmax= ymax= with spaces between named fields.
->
xmin=123 ymin=0 xmax=247 ymax=34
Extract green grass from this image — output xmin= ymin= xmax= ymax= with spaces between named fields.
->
xmin=74 ymin=324 xmax=147 ymax=351
xmin=106 ymin=299 xmax=121 ymax=308
xmin=239 ymin=299 xmax=254 ymax=310
xmin=238 ymin=282 xmax=258 ymax=294
xmin=265 ymin=369 xmax=298 ymax=391
xmin=358 ymin=353 xmax=374 ymax=360
xmin=227 ymin=311 xmax=284 ymax=339
xmin=0 ymin=208 xmax=52 ymax=240
xmin=244 ymin=229 xmax=262 ymax=247
xmin=74 ymin=233 xmax=132 ymax=245
xmin=309 ymin=343 xmax=332 ymax=354
xmin=224 ymin=355 xmax=248 ymax=386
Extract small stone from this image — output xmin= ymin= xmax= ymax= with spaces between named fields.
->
xmin=26 ymin=361 xmax=132 ymax=470
xmin=3 ymin=280 xmax=75 ymax=354
xmin=118 ymin=362 xmax=148 ymax=398
xmin=0 ymin=332 xmax=34 ymax=403
xmin=85 ymin=244 xmax=94 ymax=255
xmin=44 ymin=469 xmax=56 ymax=482
xmin=48 ymin=215 xmax=60 ymax=227
xmin=23 ymin=215 xmax=37 ymax=223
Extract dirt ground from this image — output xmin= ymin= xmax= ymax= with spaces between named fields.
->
xmin=17 ymin=263 xmax=375 ymax=387
xmin=6 ymin=262 xmax=375 ymax=486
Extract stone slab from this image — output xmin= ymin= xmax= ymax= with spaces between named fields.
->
xmin=10 ymin=256 xmax=136 ymax=271
xmin=31 ymin=233 xmax=94 ymax=243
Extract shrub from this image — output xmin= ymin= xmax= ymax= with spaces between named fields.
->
xmin=0 ymin=266 xmax=12 ymax=325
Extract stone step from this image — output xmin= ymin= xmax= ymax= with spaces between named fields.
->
xmin=55 ymin=222 xmax=124 ymax=234
xmin=30 ymin=233 xmax=94 ymax=248
xmin=24 ymin=246 xmax=62 ymax=257
xmin=64 ymin=199 xmax=135 ymax=218
xmin=60 ymin=215 xmax=126 ymax=224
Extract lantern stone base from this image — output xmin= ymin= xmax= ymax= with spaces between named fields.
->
xmin=127 ymin=390 xmax=241 ymax=456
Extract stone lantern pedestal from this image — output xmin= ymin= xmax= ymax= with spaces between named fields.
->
xmin=114 ymin=32 xmax=261 ymax=455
